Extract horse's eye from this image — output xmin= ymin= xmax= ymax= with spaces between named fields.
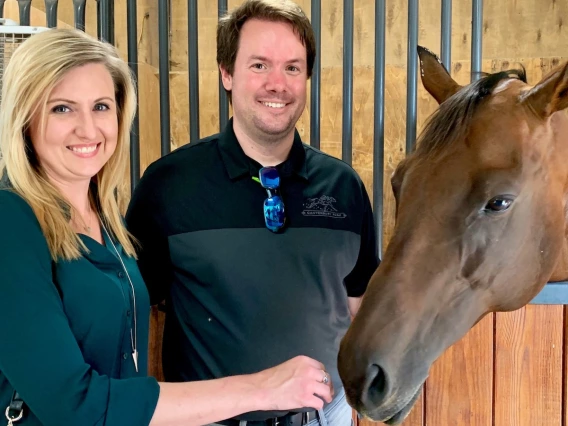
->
xmin=484 ymin=197 xmax=514 ymax=213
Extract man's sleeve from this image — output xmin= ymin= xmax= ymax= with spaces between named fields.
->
xmin=126 ymin=170 xmax=173 ymax=305
xmin=344 ymin=182 xmax=380 ymax=297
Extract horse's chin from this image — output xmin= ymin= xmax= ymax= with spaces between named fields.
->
xmin=359 ymin=383 xmax=424 ymax=425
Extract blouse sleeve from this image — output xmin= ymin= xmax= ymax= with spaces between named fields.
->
xmin=0 ymin=191 xmax=160 ymax=426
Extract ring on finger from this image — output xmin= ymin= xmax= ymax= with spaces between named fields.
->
xmin=321 ymin=370 xmax=329 ymax=385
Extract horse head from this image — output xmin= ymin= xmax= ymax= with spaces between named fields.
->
xmin=338 ymin=47 xmax=568 ymax=424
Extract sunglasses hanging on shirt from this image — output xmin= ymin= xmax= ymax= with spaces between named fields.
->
xmin=256 ymin=166 xmax=286 ymax=233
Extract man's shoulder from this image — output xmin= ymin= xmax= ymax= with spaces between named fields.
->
xmin=303 ymin=144 xmax=365 ymax=186
xmin=140 ymin=134 xmax=222 ymax=184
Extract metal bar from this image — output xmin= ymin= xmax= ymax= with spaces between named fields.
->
xmin=17 ymin=0 xmax=31 ymax=26
xmin=310 ymin=0 xmax=321 ymax=149
xmin=0 ymin=0 xmax=5 ymax=19
xmin=218 ymin=0 xmax=229 ymax=131
xmin=406 ymin=0 xmax=418 ymax=154
xmin=373 ymin=0 xmax=386 ymax=259
xmin=108 ymin=0 xmax=114 ymax=45
xmin=441 ymin=0 xmax=452 ymax=73
xmin=72 ymin=0 xmax=86 ymax=31
xmin=342 ymin=0 xmax=353 ymax=165
xmin=44 ymin=0 xmax=59 ymax=28
xmin=471 ymin=0 xmax=483 ymax=82
xmin=530 ymin=282 xmax=568 ymax=305
xmin=159 ymin=0 xmax=171 ymax=156
xmin=99 ymin=0 xmax=114 ymax=43
xmin=188 ymin=0 xmax=200 ymax=142
xmin=127 ymin=0 xmax=140 ymax=192
xmin=97 ymin=0 xmax=101 ymax=39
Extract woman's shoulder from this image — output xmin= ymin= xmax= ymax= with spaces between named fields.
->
xmin=0 ymin=188 xmax=46 ymax=242
xmin=0 ymin=187 xmax=35 ymax=218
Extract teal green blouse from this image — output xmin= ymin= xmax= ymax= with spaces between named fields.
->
xmin=0 ymin=189 xmax=160 ymax=425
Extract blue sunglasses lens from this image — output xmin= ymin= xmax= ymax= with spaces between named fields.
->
xmin=263 ymin=195 xmax=285 ymax=232
xmin=259 ymin=167 xmax=280 ymax=189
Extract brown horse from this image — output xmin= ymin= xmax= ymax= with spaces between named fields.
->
xmin=337 ymin=47 xmax=568 ymax=425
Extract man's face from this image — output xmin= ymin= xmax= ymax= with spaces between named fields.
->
xmin=221 ymin=18 xmax=308 ymax=144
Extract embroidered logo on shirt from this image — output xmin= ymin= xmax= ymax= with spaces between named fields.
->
xmin=302 ymin=195 xmax=347 ymax=218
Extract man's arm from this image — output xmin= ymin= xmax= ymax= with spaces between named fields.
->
xmin=348 ymin=296 xmax=362 ymax=318
xmin=125 ymin=170 xmax=172 ymax=305
xmin=344 ymin=182 xmax=380 ymax=302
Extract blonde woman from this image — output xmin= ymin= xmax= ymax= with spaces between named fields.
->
xmin=0 ymin=28 xmax=332 ymax=426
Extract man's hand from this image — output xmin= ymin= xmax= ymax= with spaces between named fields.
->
xmin=252 ymin=355 xmax=334 ymax=411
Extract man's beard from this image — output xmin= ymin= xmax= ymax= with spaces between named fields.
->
xmin=251 ymin=112 xmax=297 ymax=143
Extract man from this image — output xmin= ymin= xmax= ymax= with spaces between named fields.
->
xmin=126 ymin=1 xmax=379 ymax=425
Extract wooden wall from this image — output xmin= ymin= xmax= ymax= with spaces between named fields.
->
xmin=5 ymin=0 xmax=567 ymax=424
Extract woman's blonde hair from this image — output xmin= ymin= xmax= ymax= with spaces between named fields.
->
xmin=0 ymin=28 xmax=137 ymax=260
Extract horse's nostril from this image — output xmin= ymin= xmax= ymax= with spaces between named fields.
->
xmin=362 ymin=364 xmax=389 ymax=405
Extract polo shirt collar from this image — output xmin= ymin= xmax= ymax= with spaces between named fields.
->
xmin=218 ymin=118 xmax=308 ymax=181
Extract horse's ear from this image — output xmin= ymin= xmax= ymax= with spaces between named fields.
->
xmin=521 ymin=62 xmax=568 ymax=118
xmin=417 ymin=46 xmax=462 ymax=105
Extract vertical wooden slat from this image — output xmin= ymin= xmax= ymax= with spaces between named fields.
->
xmin=425 ymin=315 xmax=494 ymax=426
xmin=148 ymin=306 xmax=165 ymax=381
xmin=352 ymin=409 xmax=359 ymax=426
xmin=358 ymin=392 xmax=423 ymax=426
xmin=563 ymin=305 xmax=567 ymax=426
xmin=495 ymin=305 xmax=563 ymax=426
xmin=400 ymin=393 xmax=424 ymax=426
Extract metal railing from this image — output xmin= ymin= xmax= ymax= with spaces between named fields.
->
xmin=1 ymin=0 xmax=565 ymax=304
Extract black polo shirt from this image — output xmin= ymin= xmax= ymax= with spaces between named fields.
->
xmin=126 ymin=119 xmax=379 ymax=420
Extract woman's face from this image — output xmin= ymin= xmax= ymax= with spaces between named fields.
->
xmin=29 ymin=62 xmax=118 ymax=188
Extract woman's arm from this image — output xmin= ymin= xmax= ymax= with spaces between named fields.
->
xmin=150 ymin=356 xmax=333 ymax=426
xmin=0 ymin=192 xmax=159 ymax=425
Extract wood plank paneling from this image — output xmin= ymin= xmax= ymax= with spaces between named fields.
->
xmin=564 ymin=305 xmax=568 ymax=426
xmin=425 ymin=315 xmax=493 ymax=426
xmin=359 ymin=392 xmax=424 ymax=426
xmin=6 ymin=2 xmax=568 ymax=426
xmin=148 ymin=307 xmax=166 ymax=381
xmin=495 ymin=306 xmax=564 ymax=426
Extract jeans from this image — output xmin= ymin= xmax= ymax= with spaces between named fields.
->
xmin=305 ymin=388 xmax=353 ymax=426
xmin=207 ymin=387 xmax=353 ymax=426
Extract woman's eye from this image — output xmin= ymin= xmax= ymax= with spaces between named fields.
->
xmin=52 ymin=105 xmax=70 ymax=113
xmin=94 ymin=103 xmax=110 ymax=111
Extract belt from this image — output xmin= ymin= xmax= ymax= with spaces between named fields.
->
xmin=219 ymin=410 xmax=317 ymax=426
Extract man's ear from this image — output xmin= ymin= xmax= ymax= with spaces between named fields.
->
xmin=521 ymin=61 xmax=568 ymax=119
xmin=417 ymin=46 xmax=462 ymax=105
xmin=219 ymin=66 xmax=233 ymax=91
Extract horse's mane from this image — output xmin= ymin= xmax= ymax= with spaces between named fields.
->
xmin=416 ymin=68 xmax=528 ymax=156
